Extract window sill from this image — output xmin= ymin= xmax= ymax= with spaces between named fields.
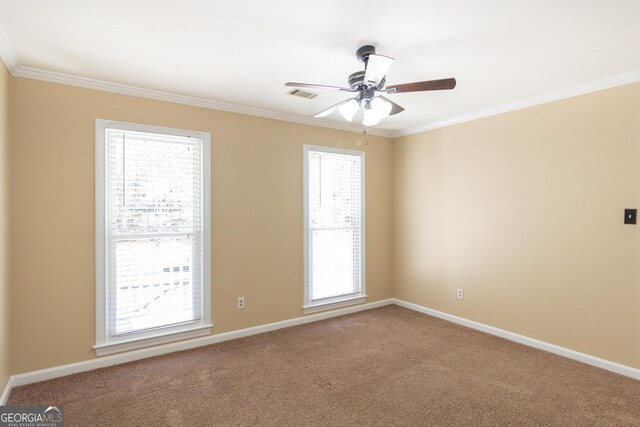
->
xmin=94 ymin=324 xmax=213 ymax=356
xmin=303 ymin=295 xmax=367 ymax=315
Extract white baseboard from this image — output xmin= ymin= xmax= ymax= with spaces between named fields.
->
xmin=1 ymin=376 xmax=12 ymax=405
xmin=3 ymin=296 xmax=637 ymax=404
xmin=4 ymin=299 xmax=393 ymax=397
xmin=393 ymin=298 xmax=640 ymax=381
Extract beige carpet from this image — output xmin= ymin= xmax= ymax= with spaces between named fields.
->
xmin=8 ymin=305 xmax=640 ymax=426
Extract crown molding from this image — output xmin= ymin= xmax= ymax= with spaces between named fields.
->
xmin=10 ymin=65 xmax=394 ymax=138
xmin=2 ymin=31 xmax=640 ymax=140
xmin=393 ymin=70 xmax=640 ymax=138
xmin=0 ymin=24 xmax=17 ymax=73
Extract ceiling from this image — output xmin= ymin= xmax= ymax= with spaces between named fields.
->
xmin=1 ymin=0 xmax=639 ymax=137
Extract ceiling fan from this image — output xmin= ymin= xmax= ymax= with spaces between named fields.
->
xmin=286 ymin=45 xmax=456 ymax=127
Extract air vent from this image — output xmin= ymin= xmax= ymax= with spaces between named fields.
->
xmin=287 ymin=89 xmax=319 ymax=99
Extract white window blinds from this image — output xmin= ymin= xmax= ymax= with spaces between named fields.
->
xmin=96 ymin=121 xmax=211 ymax=354
xmin=304 ymin=146 xmax=364 ymax=307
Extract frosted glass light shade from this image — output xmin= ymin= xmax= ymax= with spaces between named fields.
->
xmin=363 ymin=107 xmax=382 ymax=126
xmin=370 ymin=97 xmax=392 ymax=118
xmin=338 ymin=99 xmax=359 ymax=122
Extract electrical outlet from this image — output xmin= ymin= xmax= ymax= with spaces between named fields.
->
xmin=456 ymin=288 xmax=464 ymax=300
xmin=237 ymin=297 xmax=245 ymax=309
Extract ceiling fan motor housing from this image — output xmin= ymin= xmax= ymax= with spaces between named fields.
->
xmin=351 ymin=46 xmax=388 ymax=90
xmin=356 ymin=45 xmax=376 ymax=64
xmin=348 ymin=70 xmax=385 ymax=91
xmin=348 ymin=71 xmax=365 ymax=90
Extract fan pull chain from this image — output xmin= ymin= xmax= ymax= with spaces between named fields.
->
xmin=122 ymin=132 xmax=126 ymax=207
xmin=319 ymin=155 xmax=322 ymax=207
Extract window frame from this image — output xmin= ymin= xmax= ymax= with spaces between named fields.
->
xmin=94 ymin=119 xmax=212 ymax=356
xmin=302 ymin=144 xmax=366 ymax=314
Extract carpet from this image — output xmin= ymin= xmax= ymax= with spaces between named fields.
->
xmin=7 ymin=305 xmax=640 ymax=426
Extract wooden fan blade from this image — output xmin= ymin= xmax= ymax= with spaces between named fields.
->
xmin=378 ymin=96 xmax=405 ymax=116
xmin=286 ymin=82 xmax=355 ymax=92
xmin=313 ymin=98 xmax=352 ymax=118
xmin=386 ymin=78 xmax=456 ymax=94
xmin=364 ymin=54 xmax=394 ymax=87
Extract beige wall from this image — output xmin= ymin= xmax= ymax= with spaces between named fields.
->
xmin=6 ymin=72 xmax=640 ymax=376
xmin=393 ymin=83 xmax=640 ymax=368
xmin=9 ymin=78 xmax=393 ymax=374
xmin=0 ymin=63 xmax=10 ymax=387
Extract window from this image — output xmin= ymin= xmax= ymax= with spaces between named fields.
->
xmin=95 ymin=120 xmax=211 ymax=355
xmin=303 ymin=145 xmax=365 ymax=313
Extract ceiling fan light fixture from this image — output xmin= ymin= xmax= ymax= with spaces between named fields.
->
xmin=363 ymin=106 xmax=382 ymax=127
xmin=371 ymin=96 xmax=392 ymax=119
xmin=338 ymin=98 xmax=359 ymax=122
xmin=288 ymin=45 xmax=457 ymax=128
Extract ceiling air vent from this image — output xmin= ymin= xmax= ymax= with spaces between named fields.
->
xmin=287 ymin=89 xmax=319 ymax=99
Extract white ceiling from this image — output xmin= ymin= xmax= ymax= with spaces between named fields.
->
xmin=1 ymin=0 xmax=640 ymax=136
